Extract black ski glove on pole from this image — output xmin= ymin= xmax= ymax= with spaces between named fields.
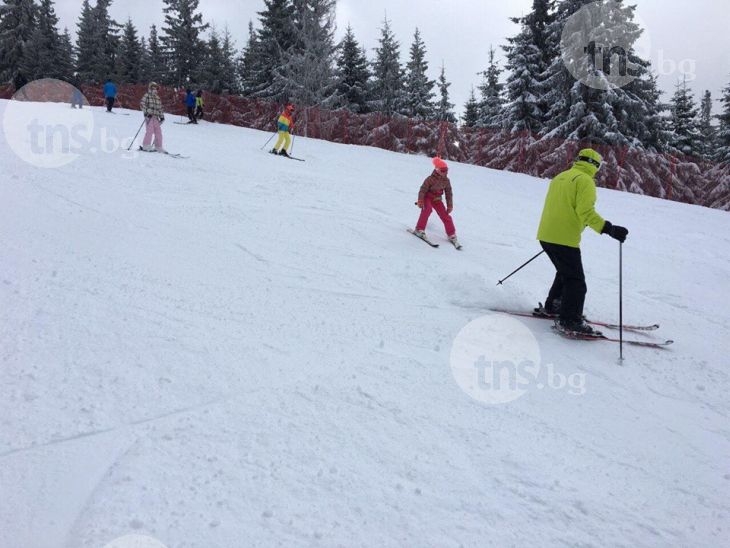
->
xmin=602 ymin=221 xmax=629 ymax=243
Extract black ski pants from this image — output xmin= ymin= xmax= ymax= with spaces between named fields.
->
xmin=540 ymin=241 xmax=587 ymax=322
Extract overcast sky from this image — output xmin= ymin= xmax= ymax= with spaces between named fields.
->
xmin=54 ymin=0 xmax=730 ymax=116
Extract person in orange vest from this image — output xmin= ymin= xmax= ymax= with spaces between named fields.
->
xmin=270 ymin=103 xmax=295 ymax=157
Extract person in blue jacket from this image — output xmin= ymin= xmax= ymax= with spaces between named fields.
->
xmin=103 ymin=79 xmax=117 ymax=112
xmin=185 ymin=89 xmax=197 ymax=124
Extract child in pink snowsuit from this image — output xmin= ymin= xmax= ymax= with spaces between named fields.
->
xmin=414 ymin=157 xmax=457 ymax=241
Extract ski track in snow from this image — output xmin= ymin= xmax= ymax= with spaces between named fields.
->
xmin=1 ymin=100 xmax=729 ymax=547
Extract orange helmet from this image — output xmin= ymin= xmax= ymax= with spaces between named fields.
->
xmin=285 ymin=103 xmax=295 ymax=112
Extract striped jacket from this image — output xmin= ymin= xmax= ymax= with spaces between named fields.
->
xmin=277 ymin=112 xmax=293 ymax=132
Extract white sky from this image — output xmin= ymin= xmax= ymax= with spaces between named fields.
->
xmin=54 ymin=0 xmax=730 ymax=116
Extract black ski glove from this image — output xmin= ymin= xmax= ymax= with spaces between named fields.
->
xmin=602 ymin=221 xmax=629 ymax=243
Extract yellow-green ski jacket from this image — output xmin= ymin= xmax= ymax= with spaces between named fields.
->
xmin=537 ymin=161 xmax=606 ymax=248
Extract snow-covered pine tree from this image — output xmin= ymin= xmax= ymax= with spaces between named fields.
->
xmin=622 ymin=67 xmax=670 ymax=153
xmin=335 ymin=24 xmax=370 ymax=113
xmin=276 ymin=0 xmax=338 ymax=108
xmin=90 ymin=0 xmax=119 ymax=82
xmin=369 ymin=17 xmax=404 ymax=116
xmin=198 ymin=27 xmax=223 ymax=92
xmin=247 ymin=0 xmax=295 ymax=101
xmin=462 ymin=87 xmax=479 ymax=127
xmin=698 ymin=90 xmax=715 ymax=159
xmin=161 ymin=0 xmax=208 ymax=86
xmin=717 ymin=80 xmax=730 ymax=165
xmin=59 ymin=28 xmax=75 ymax=80
xmin=402 ymin=28 xmax=434 ymax=119
xmin=501 ymin=0 xmax=556 ymax=133
xmin=434 ymin=63 xmax=456 ymax=123
xmin=143 ymin=25 xmax=166 ymax=83
xmin=21 ymin=0 xmax=73 ymax=82
xmin=0 ymin=0 xmax=37 ymax=89
xmin=540 ymin=0 xmax=633 ymax=146
xmin=475 ymin=46 xmax=504 ymax=129
xmin=704 ymin=79 xmax=730 ymax=210
xmin=74 ymin=0 xmax=95 ymax=81
xmin=238 ymin=20 xmax=260 ymax=96
xmin=668 ymin=77 xmax=703 ymax=157
xmin=115 ymin=18 xmax=142 ymax=84
xmin=197 ymin=27 xmax=238 ymax=94
xmin=75 ymin=0 xmax=119 ymax=83
xmin=220 ymin=27 xmax=239 ymax=94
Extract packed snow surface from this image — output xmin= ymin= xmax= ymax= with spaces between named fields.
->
xmin=1 ymin=100 xmax=729 ymax=547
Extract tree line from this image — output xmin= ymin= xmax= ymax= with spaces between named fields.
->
xmin=1 ymin=0 xmax=729 ymax=171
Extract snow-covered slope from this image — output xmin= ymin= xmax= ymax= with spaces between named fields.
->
xmin=1 ymin=100 xmax=729 ymax=548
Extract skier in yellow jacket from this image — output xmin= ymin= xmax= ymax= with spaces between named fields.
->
xmin=270 ymin=104 xmax=295 ymax=157
xmin=536 ymin=148 xmax=628 ymax=335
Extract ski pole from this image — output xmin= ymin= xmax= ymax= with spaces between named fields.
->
xmin=289 ymin=133 xmax=295 ymax=155
xmin=619 ymin=242 xmax=624 ymax=361
xmin=497 ymin=250 xmax=545 ymax=286
xmin=127 ymin=118 xmax=145 ymax=151
xmin=260 ymin=132 xmax=277 ymax=150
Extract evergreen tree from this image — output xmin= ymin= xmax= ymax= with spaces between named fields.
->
xmin=476 ymin=46 xmax=504 ymax=128
xmin=58 ymin=28 xmax=75 ymax=80
xmin=198 ymin=27 xmax=222 ymax=91
xmin=335 ymin=24 xmax=370 ymax=113
xmin=277 ymin=0 xmax=338 ymax=107
xmin=138 ymin=34 xmax=151 ymax=82
xmin=161 ymin=0 xmax=208 ymax=86
xmin=369 ymin=17 xmax=404 ymax=115
xmin=698 ymin=90 xmax=715 ymax=158
xmin=21 ymin=0 xmax=73 ymax=81
xmin=623 ymin=67 xmax=670 ymax=152
xmin=220 ymin=27 xmax=239 ymax=93
xmin=540 ymin=0 xmax=650 ymax=146
xmin=717 ymin=80 xmax=730 ymax=164
xmin=115 ymin=18 xmax=142 ymax=83
xmin=92 ymin=0 xmax=119 ymax=81
xmin=402 ymin=28 xmax=434 ymax=119
xmin=501 ymin=0 xmax=556 ymax=133
xmin=0 ymin=0 xmax=37 ymax=89
xmin=239 ymin=20 xmax=261 ymax=96
xmin=75 ymin=0 xmax=119 ymax=83
xmin=144 ymin=25 xmax=165 ymax=82
xmin=198 ymin=27 xmax=237 ymax=93
xmin=74 ymin=0 xmax=95 ymax=81
xmin=668 ymin=78 xmax=703 ymax=157
xmin=248 ymin=0 xmax=295 ymax=100
xmin=462 ymin=87 xmax=479 ymax=127
xmin=433 ymin=62 xmax=456 ymax=123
